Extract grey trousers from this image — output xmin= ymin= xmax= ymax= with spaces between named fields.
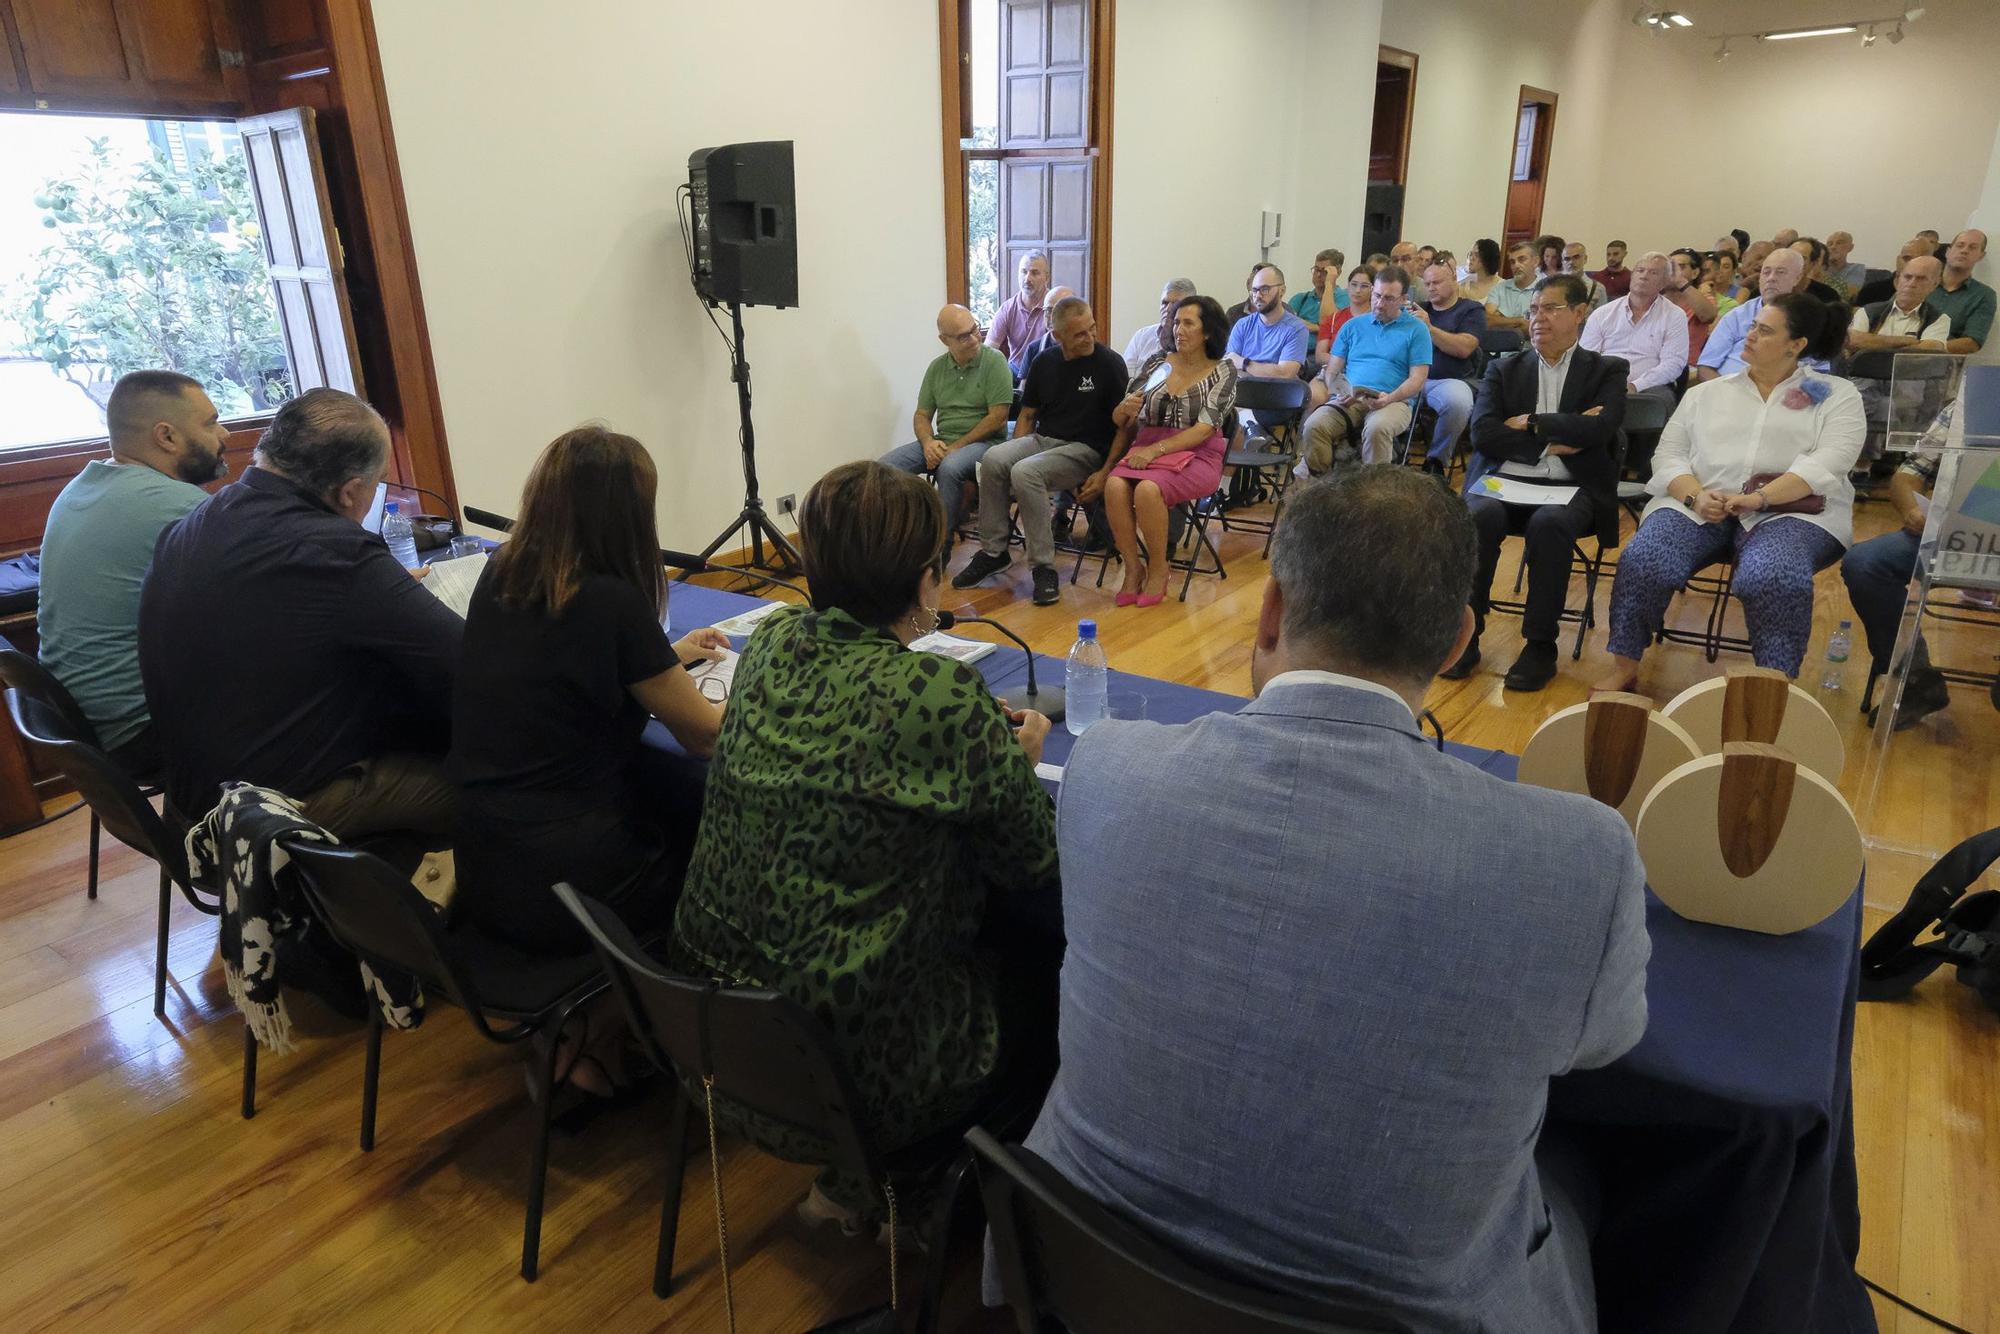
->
xmin=977 ymin=434 xmax=1103 ymax=569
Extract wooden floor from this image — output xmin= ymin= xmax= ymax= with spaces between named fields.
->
xmin=0 ymin=492 xmax=1993 ymax=1332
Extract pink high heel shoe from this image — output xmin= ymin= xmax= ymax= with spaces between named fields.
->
xmin=1136 ymin=591 xmax=1166 ymax=607
xmin=1114 ymin=564 xmax=1147 ymax=607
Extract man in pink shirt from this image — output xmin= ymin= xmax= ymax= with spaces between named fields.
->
xmin=987 ymin=250 xmax=1052 ymax=375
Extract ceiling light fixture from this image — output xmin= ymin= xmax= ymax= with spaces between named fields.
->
xmin=1903 ymin=6 xmax=1925 ymax=20
xmin=1714 ymin=38 xmax=1732 ymax=61
xmin=1667 ymin=12 xmax=1693 ymax=25
xmin=1862 ymin=24 xmax=1877 ymax=44
xmin=1761 ymin=24 xmax=1859 ymax=40
xmin=1886 ymin=22 xmax=1905 ymax=41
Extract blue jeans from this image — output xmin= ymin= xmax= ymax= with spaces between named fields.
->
xmin=1422 ymin=378 xmax=1476 ymax=464
xmin=1840 ymin=526 xmax=1921 ymax=668
xmin=880 ymin=438 xmax=993 ymax=533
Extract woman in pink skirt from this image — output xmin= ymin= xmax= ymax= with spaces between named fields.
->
xmin=1091 ymin=294 xmax=1238 ymax=605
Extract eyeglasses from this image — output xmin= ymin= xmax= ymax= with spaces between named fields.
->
xmin=1249 ymin=285 xmax=1279 ymax=295
xmin=942 ymin=327 xmax=980 ymax=343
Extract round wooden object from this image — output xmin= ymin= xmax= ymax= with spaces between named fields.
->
xmin=1635 ymin=749 xmax=1863 ymax=935
xmin=1517 ymin=699 xmax=1702 ymax=830
xmin=1660 ymin=673 xmax=1846 ymax=783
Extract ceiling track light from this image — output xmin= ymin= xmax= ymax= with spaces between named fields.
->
xmin=1886 ymin=22 xmax=1905 ymax=42
xmin=1714 ymin=38 xmax=1732 ymax=61
xmin=1862 ymin=24 xmax=1877 ymax=44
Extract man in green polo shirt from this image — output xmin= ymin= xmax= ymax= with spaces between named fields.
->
xmin=1930 ymin=229 xmax=1994 ymax=355
xmin=880 ymin=304 xmax=1015 ymax=533
xmin=39 ymin=370 xmax=229 ymax=775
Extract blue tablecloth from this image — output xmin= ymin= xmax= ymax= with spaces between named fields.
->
xmin=663 ymin=580 xmax=1872 ymax=1332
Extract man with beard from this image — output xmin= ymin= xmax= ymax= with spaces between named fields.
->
xmin=1225 ymin=264 xmax=1312 ymax=381
xmin=38 ymin=370 xmax=232 ymax=777
xmin=988 ymin=250 xmax=1053 ymax=376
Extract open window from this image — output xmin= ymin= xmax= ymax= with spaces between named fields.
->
xmin=235 ymin=107 xmax=362 ymax=397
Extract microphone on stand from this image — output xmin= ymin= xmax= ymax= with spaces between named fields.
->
xmin=935 ymin=609 xmax=1064 ymax=723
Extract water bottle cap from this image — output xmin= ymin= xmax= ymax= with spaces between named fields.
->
xmin=1077 ymin=619 xmax=1097 ymax=640
xmin=383 ymin=500 xmax=399 ymax=513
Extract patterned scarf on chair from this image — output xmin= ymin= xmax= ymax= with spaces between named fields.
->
xmin=188 ymin=783 xmax=426 ymax=1054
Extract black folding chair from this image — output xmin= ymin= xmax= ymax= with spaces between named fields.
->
xmin=4 ymin=689 xmax=218 ymax=1020
xmin=281 ymin=840 xmax=609 ymax=1281
xmin=555 ymin=884 xmax=1035 ymax=1331
xmin=968 ymin=1128 xmax=1410 ymax=1334
xmin=1479 ymin=328 xmax=1525 ymax=357
xmin=1221 ymin=377 xmax=1311 ymax=553
xmin=0 ymin=635 xmax=149 ymax=900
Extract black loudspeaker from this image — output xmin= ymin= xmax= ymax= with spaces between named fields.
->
xmin=1361 ymin=182 xmax=1404 ymax=267
xmin=687 ymin=141 xmax=797 ymax=309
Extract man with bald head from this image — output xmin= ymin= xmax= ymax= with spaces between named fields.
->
xmin=954 ymin=295 xmax=1127 ymax=605
xmin=1017 ymin=285 xmax=1077 ymax=366
xmin=1697 ymin=247 xmax=1810 ymax=381
xmin=1825 ymin=231 xmax=1865 ymax=298
xmin=39 ymin=370 xmax=231 ymax=775
xmin=1930 ymin=229 xmax=1993 ymax=354
xmin=880 ymin=304 xmax=1015 ymax=533
xmin=1771 ymin=227 xmax=1799 ymax=249
xmin=1123 ymin=277 xmax=1196 ymax=372
xmin=1226 ymin=265 xmax=1311 ymax=380
xmin=1847 ymin=254 xmax=1948 ymax=355
xmin=139 ymin=388 xmax=463 ymax=834
xmin=1854 ymin=237 xmax=1935 ymax=306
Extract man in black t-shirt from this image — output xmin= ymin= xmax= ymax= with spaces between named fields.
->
xmin=952 ymin=296 xmax=1128 ymax=605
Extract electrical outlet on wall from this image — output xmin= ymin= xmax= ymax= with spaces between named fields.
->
xmin=775 ymin=493 xmax=797 ymax=518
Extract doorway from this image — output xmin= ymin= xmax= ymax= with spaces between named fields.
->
xmin=939 ymin=0 xmax=1115 ymax=329
xmin=1503 ymin=86 xmax=1558 ymax=247
xmin=1362 ymin=46 xmax=1418 ymax=261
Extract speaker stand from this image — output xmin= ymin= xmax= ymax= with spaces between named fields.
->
xmin=694 ymin=299 xmax=802 ymax=575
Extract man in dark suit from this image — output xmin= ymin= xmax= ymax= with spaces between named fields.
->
xmin=1448 ymin=273 xmax=1628 ymax=691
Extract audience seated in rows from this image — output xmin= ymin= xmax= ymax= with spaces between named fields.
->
xmin=1664 ymin=247 xmax=1720 ymax=364
xmin=1698 ymin=247 xmax=1808 ymax=380
xmin=1842 ymin=402 xmax=1957 ymax=730
xmin=1825 ymin=230 xmax=1866 ymax=299
xmin=1707 ymin=249 xmax=1742 ymax=308
xmin=39 ymin=370 xmax=229 ymax=778
xmin=1791 ymin=237 xmax=1844 ymax=303
xmin=1223 ymin=261 xmax=1264 ymax=325
xmin=671 ymin=460 xmax=1059 ymax=1229
xmin=1486 ymin=240 xmax=1539 ymax=332
xmin=1411 ymin=260 xmax=1487 ymax=478
xmin=1020 ymin=465 xmax=1647 ymax=1331
xmin=1121 ymin=277 xmax=1195 ymax=373
xmin=879 ymin=304 xmax=1014 ymax=533
xmin=1847 ymin=254 xmax=1950 ymax=356
xmin=1315 ymin=263 xmax=1378 ymax=359
xmin=138 ymin=388 xmax=462 ymax=836
xmin=1302 ymin=265 xmax=1431 ymax=471
xmin=1389 ymin=240 xmax=1418 ymax=270
xmin=1099 ymin=296 xmax=1238 ymax=606
xmin=449 ymin=426 xmax=725 ymax=959
xmin=1735 ymin=239 xmax=1776 ymax=302
xmin=1560 ymin=240 xmax=1608 ymax=308
xmin=952 ymin=296 xmax=1129 ymax=606
xmin=1596 ymin=294 xmax=1864 ymax=691
xmin=1016 ymin=284 xmax=1076 ymax=367
xmin=987 ymin=250 xmax=1052 ymax=376
xmin=1580 ymin=251 xmax=1688 ymax=411
xmin=1286 ymin=247 xmax=1346 ymax=328
xmin=1450 ymin=274 xmax=1629 ymax=694
xmin=1855 ymin=237 xmax=1936 ymax=307
xmin=1591 ymin=239 xmax=1631 ymax=300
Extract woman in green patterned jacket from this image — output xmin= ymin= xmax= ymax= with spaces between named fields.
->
xmin=671 ymin=460 xmax=1059 ymax=1224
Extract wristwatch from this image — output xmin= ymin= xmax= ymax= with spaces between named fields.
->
xmin=1681 ymin=491 xmax=1697 ymax=509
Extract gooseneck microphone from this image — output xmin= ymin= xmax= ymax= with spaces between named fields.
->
xmin=935 ymin=610 xmax=1065 ymax=723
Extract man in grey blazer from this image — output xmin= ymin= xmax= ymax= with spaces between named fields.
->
xmin=1022 ymin=467 xmax=1650 ymax=1332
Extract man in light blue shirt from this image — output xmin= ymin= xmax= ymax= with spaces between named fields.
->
xmin=1225 ymin=265 xmax=1312 ymax=376
xmin=39 ymin=370 xmax=230 ymax=775
xmin=1302 ymin=265 xmax=1432 ymax=469
xmin=1698 ymin=247 xmax=1805 ymax=379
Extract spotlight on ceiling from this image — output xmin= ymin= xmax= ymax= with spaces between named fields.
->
xmin=1862 ymin=24 xmax=1877 ymax=44
xmin=1886 ymin=22 xmax=1905 ymax=42
xmin=1714 ymin=38 xmax=1732 ymax=61
xmin=1903 ymin=6 xmax=1925 ymax=21
xmin=1666 ymin=11 xmax=1693 ymax=25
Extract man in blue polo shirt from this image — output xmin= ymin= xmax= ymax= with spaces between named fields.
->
xmin=1303 ymin=266 xmax=1432 ymax=471
xmin=1226 ymin=265 xmax=1312 ymax=378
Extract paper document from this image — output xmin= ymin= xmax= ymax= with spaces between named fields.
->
xmin=420 ymin=552 xmax=487 ymax=619
xmin=708 ymin=600 xmax=787 ymax=637
xmin=909 ymin=631 xmax=997 ymax=664
xmin=686 ymin=649 xmax=740 ymax=698
xmin=1034 ymin=761 xmax=1065 ymax=784
xmin=1476 ymin=475 xmax=1581 ymax=507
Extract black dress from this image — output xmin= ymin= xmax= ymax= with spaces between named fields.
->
xmin=450 ymin=568 xmax=701 ymax=954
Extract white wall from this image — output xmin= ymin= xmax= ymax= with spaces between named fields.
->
xmin=371 ymin=1 xmax=948 ymax=550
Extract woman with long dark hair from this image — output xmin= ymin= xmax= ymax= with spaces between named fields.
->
xmin=451 ymin=425 xmax=726 ymax=957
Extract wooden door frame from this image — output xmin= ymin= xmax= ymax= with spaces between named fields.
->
xmin=1503 ymin=84 xmax=1559 ymax=243
xmin=937 ymin=0 xmax=1114 ymax=327
xmin=1374 ymin=45 xmax=1418 ymax=187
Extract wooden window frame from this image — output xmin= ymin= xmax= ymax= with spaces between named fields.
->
xmin=1373 ymin=45 xmax=1418 ymax=187
xmin=938 ymin=0 xmax=1115 ymax=326
xmin=1501 ymin=84 xmax=1559 ymax=243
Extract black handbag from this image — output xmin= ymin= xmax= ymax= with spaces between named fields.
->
xmin=1859 ymin=826 xmax=2000 ymax=1015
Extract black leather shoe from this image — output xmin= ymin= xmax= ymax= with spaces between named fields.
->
xmin=1439 ymin=637 xmax=1481 ymax=680
xmin=1031 ymin=565 xmax=1061 ymax=606
xmin=1504 ymin=641 xmax=1560 ymax=692
xmin=1871 ymin=668 xmax=1952 ymax=731
xmin=951 ymin=549 xmax=1011 ymax=589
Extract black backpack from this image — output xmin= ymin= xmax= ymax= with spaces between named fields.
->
xmin=1860 ymin=827 xmax=2000 ymax=1015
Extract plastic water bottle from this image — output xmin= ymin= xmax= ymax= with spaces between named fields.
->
xmin=1820 ymin=620 xmax=1851 ymax=693
xmin=381 ymin=500 xmax=420 ymax=569
xmin=1065 ymin=619 xmax=1109 ymax=735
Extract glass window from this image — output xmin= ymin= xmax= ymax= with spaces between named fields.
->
xmin=0 ymin=111 xmax=295 ymax=452
xmin=1511 ymin=104 xmax=1539 ymax=182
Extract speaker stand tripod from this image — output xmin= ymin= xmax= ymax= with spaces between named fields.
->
xmin=694 ymin=299 xmax=802 ymax=574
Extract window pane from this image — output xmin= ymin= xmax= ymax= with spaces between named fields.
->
xmin=1511 ymin=105 xmax=1537 ymax=182
xmin=967 ymin=157 xmax=1000 ymax=326
xmin=0 ymin=112 xmax=296 ymax=452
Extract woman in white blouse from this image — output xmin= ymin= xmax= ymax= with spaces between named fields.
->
xmin=1595 ymin=293 xmax=1865 ymax=690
